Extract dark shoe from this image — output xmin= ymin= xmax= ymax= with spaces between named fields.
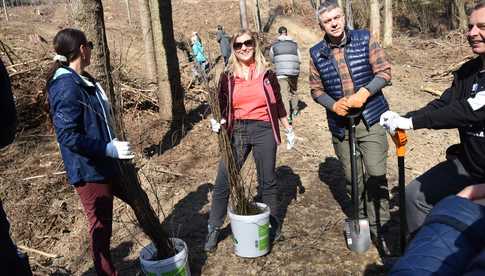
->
xmin=204 ymin=224 xmax=220 ymax=252
xmin=375 ymin=235 xmax=391 ymax=257
xmin=269 ymin=217 xmax=284 ymax=243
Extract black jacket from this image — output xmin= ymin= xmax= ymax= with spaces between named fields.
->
xmin=0 ymin=59 xmax=16 ymax=149
xmin=408 ymin=57 xmax=485 ymax=180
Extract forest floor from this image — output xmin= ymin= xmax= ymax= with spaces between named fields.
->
xmin=0 ymin=0 xmax=471 ymax=275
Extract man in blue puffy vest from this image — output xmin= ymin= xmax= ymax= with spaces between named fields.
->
xmin=0 ymin=58 xmax=32 ymax=275
xmin=309 ymin=2 xmax=393 ymax=256
xmin=270 ymin=26 xmax=301 ymax=124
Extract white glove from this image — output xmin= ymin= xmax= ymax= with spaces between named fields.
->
xmin=379 ymin=110 xmax=400 ymax=127
xmin=105 ymin=138 xmax=135 ymax=159
xmin=386 ymin=116 xmax=413 ymax=135
xmin=285 ymin=127 xmax=296 ymax=150
xmin=210 ymin=118 xmax=226 ymax=133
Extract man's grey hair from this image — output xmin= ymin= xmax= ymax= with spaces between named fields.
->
xmin=471 ymin=0 xmax=485 ymax=13
xmin=315 ymin=0 xmax=340 ymax=20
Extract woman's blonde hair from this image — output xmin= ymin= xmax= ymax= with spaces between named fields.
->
xmin=226 ymin=29 xmax=269 ymax=79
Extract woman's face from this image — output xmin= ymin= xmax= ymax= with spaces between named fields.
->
xmin=80 ymin=41 xmax=93 ymax=67
xmin=233 ymin=33 xmax=255 ymax=65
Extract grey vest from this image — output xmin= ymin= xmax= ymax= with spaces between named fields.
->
xmin=272 ymin=40 xmax=300 ymax=76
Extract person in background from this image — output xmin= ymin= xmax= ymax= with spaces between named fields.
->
xmin=380 ymin=1 xmax=485 ymax=238
xmin=46 ymin=28 xmax=134 ymax=276
xmin=191 ymin=32 xmax=208 ymax=83
xmin=0 ymin=58 xmax=33 ymax=276
xmin=205 ymin=29 xmax=295 ymax=252
xmin=216 ymin=25 xmax=231 ymax=66
xmin=270 ymin=26 xmax=301 ymax=124
xmin=309 ymin=1 xmax=393 ymax=256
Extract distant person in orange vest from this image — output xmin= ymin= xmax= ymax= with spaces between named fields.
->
xmin=0 ymin=58 xmax=32 ymax=276
xmin=270 ymin=26 xmax=301 ymax=124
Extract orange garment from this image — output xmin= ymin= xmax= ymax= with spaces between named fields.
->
xmin=233 ymin=70 xmax=270 ymax=122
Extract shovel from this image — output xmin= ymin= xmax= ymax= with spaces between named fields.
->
xmin=392 ymin=130 xmax=408 ymax=254
xmin=344 ymin=112 xmax=371 ymax=253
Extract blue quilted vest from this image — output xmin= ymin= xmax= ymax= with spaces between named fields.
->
xmin=310 ymin=29 xmax=389 ymax=139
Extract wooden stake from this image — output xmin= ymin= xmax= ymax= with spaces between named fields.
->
xmin=17 ymin=245 xmax=60 ymax=259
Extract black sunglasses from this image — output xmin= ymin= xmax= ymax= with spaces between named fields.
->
xmin=233 ymin=39 xmax=255 ymax=50
xmin=86 ymin=41 xmax=94 ymax=50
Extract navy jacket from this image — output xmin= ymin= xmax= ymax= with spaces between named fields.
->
xmin=310 ymin=29 xmax=389 ymax=139
xmin=391 ymin=195 xmax=485 ymax=275
xmin=0 ymin=59 xmax=16 ymax=149
xmin=48 ymin=67 xmax=117 ymax=185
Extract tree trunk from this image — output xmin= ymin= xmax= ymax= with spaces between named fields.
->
xmin=451 ymin=0 xmax=467 ymax=31
xmin=346 ymin=0 xmax=354 ymax=30
xmin=253 ymin=0 xmax=262 ymax=32
xmin=240 ymin=0 xmax=248 ymax=29
xmin=137 ymin=0 xmax=157 ymax=82
xmin=72 ymin=0 xmax=119 ymax=129
xmin=369 ymin=0 xmax=380 ymax=42
xmin=337 ymin=0 xmax=343 ymax=8
xmin=150 ymin=0 xmax=186 ymax=122
xmin=124 ymin=0 xmax=132 ymax=26
xmin=2 ymin=0 xmax=8 ymax=22
xmin=72 ymin=0 xmax=174 ymax=260
xmin=383 ymin=0 xmax=392 ymax=47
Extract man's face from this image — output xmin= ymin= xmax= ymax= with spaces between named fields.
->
xmin=319 ymin=8 xmax=345 ymax=40
xmin=467 ymin=7 xmax=485 ymax=55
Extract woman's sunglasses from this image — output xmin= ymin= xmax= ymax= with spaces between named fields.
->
xmin=233 ymin=39 xmax=254 ymax=50
xmin=86 ymin=41 xmax=94 ymax=50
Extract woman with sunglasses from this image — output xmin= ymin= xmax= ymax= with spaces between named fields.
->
xmin=46 ymin=28 xmax=134 ymax=276
xmin=205 ymin=29 xmax=295 ymax=252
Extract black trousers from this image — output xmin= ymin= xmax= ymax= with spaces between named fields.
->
xmin=0 ymin=200 xmax=32 ymax=276
xmin=208 ymin=120 xmax=279 ymax=227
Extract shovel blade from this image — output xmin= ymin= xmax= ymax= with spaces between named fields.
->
xmin=344 ymin=218 xmax=371 ymax=253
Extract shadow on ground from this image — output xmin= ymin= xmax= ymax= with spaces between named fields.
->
xmin=318 ymin=157 xmax=351 ymax=217
xmin=81 ymin=241 xmax=136 ymax=276
xmin=276 ymin=165 xmax=304 ymax=225
xmin=143 ymin=103 xmax=210 ymax=158
xmin=161 ymin=183 xmax=213 ymax=276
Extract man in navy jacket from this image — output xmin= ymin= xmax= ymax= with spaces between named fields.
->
xmin=0 ymin=58 xmax=32 ymax=275
xmin=390 ymin=184 xmax=485 ymax=275
xmin=381 ymin=2 xmax=485 ymax=237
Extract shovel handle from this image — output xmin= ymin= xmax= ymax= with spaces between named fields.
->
xmin=392 ymin=130 xmax=407 ymax=157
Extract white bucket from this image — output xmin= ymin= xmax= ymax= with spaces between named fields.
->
xmin=139 ymin=238 xmax=191 ymax=276
xmin=228 ymin=202 xmax=271 ymax=258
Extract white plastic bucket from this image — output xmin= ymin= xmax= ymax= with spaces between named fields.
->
xmin=228 ymin=202 xmax=271 ymax=258
xmin=139 ymin=238 xmax=191 ymax=276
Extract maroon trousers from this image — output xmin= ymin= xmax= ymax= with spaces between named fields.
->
xmin=75 ymin=180 xmax=126 ymax=276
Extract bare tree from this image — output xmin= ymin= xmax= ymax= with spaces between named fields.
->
xmin=138 ymin=0 xmax=157 ymax=82
xmin=150 ymin=0 xmax=186 ymax=122
xmin=2 ymin=0 xmax=8 ymax=22
xmin=72 ymin=0 xmax=118 ymax=125
xmin=346 ymin=0 xmax=354 ymax=30
xmin=450 ymin=0 xmax=467 ymax=31
xmin=124 ymin=0 xmax=132 ymax=26
xmin=240 ymin=0 xmax=248 ymax=29
xmin=253 ymin=0 xmax=262 ymax=32
xmin=369 ymin=0 xmax=380 ymax=42
xmin=72 ymin=0 xmax=174 ymax=259
xmin=383 ymin=0 xmax=392 ymax=47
